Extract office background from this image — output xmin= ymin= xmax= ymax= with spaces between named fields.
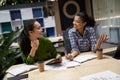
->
xmin=0 ymin=0 xmax=120 ymax=43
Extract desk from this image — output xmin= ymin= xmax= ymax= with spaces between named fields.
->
xmin=4 ymin=47 xmax=120 ymax=80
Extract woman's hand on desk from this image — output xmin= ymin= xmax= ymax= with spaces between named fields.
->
xmin=65 ymin=51 xmax=79 ymax=60
xmin=65 ymin=53 xmax=74 ymax=60
xmin=55 ymin=54 xmax=62 ymax=63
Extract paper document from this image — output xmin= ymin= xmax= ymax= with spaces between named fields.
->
xmin=80 ymin=71 xmax=120 ymax=80
xmin=74 ymin=54 xmax=97 ymax=63
xmin=64 ymin=60 xmax=80 ymax=68
xmin=7 ymin=64 xmax=38 ymax=76
xmin=45 ymin=60 xmax=80 ymax=70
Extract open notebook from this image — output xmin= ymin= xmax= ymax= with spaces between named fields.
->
xmin=64 ymin=60 xmax=80 ymax=68
xmin=63 ymin=54 xmax=97 ymax=68
xmin=6 ymin=64 xmax=38 ymax=76
xmin=73 ymin=54 xmax=97 ymax=63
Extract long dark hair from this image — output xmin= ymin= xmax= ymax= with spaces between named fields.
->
xmin=20 ymin=19 xmax=36 ymax=56
xmin=76 ymin=12 xmax=96 ymax=27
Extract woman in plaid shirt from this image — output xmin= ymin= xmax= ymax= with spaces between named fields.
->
xmin=66 ymin=12 xmax=109 ymax=60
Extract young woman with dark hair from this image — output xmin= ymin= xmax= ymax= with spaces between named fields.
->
xmin=66 ymin=12 xmax=109 ymax=60
xmin=19 ymin=19 xmax=62 ymax=64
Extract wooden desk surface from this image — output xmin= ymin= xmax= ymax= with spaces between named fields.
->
xmin=4 ymin=47 xmax=120 ymax=80
xmin=28 ymin=52 xmax=120 ymax=80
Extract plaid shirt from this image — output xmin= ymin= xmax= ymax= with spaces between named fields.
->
xmin=68 ymin=26 xmax=97 ymax=53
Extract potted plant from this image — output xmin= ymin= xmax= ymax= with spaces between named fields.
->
xmin=0 ymin=29 xmax=22 ymax=79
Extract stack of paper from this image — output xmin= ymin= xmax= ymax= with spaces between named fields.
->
xmin=80 ymin=71 xmax=120 ymax=80
xmin=7 ymin=65 xmax=38 ymax=76
xmin=73 ymin=54 xmax=97 ymax=63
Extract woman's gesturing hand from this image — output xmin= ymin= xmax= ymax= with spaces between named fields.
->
xmin=96 ymin=34 xmax=109 ymax=49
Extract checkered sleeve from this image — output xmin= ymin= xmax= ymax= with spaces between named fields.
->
xmin=68 ymin=29 xmax=80 ymax=53
xmin=89 ymin=27 xmax=97 ymax=51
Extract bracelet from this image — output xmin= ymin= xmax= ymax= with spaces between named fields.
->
xmin=96 ymin=48 xmax=103 ymax=51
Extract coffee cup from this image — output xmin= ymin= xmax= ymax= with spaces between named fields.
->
xmin=96 ymin=48 xmax=103 ymax=59
xmin=37 ymin=61 xmax=44 ymax=72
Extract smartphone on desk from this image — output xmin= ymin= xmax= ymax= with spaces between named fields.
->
xmin=46 ymin=59 xmax=60 ymax=65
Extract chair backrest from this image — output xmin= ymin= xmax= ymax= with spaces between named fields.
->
xmin=113 ymin=42 xmax=120 ymax=59
xmin=62 ymin=28 xmax=72 ymax=53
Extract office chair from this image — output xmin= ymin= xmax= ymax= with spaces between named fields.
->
xmin=113 ymin=42 xmax=120 ymax=59
xmin=62 ymin=27 xmax=72 ymax=54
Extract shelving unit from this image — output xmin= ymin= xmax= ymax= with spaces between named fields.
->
xmin=0 ymin=10 xmax=11 ymax=34
xmin=11 ymin=20 xmax=23 ymax=31
xmin=10 ymin=9 xmax=23 ymax=32
xmin=44 ymin=16 xmax=56 ymax=37
xmin=0 ymin=6 xmax=56 ymax=37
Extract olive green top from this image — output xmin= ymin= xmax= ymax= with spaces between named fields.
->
xmin=21 ymin=37 xmax=60 ymax=64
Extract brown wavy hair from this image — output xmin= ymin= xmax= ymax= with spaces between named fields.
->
xmin=19 ymin=19 xmax=36 ymax=56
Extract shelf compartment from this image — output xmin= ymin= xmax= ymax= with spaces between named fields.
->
xmin=46 ymin=27 xmax=55 ymax=37
xmin=32 ymin=8 xmax=43 ymax=18
xmin=10 ymin=10 xmax=22 ymax=20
